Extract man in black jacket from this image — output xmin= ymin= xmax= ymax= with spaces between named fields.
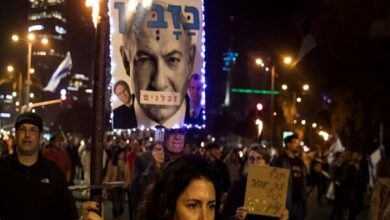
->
xmin=0 ymin=112 xmax=79 ymax=220
xmin=273 ymin=134 xmax=307 ymax=220
xmin=113 ymin=80 xmax=137 ymax=129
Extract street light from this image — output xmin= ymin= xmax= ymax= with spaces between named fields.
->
xmin=11 ymin=33 xmax=49 ymax=110
xmin=255 ymin=55 xmax=293 ymax=146
xmin=283 ymin=56 xmax=292 ymax=65
xmin=7 ymin=65 xmax=14 ymax=73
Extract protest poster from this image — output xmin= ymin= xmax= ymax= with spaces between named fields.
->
xmin=109 ymin=0 xmax=206 ymax=130
xmin=244 ymin=165 xmax=290 ymax=217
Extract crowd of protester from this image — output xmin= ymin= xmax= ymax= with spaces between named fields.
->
xmin=0 ymin=113 xmax=389 ymax=220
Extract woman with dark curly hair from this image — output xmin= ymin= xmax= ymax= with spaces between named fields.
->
xmin=137 ymin=154 xmax=222 ymax=220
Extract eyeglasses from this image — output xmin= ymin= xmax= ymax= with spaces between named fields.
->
xmin=248 ymin=155 xmax=263 ymax=162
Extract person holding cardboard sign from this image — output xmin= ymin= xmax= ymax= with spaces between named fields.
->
xmin=222 ymin=144 xmax=289 ymax=220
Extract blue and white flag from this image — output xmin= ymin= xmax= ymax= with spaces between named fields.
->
xmin=44 ymin=52 xmax=72 ymax=92
xmin=293 ymin=34 xmax=316 ymax=67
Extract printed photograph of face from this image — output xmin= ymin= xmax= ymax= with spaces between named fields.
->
xmin=114 ymin=81 xmax=132 ymax=106
xmin=188 ymin=73 xmax=203 ymax=108
xmin=121 ymin=8 xmax=196 ymax=125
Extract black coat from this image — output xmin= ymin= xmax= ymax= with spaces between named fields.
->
xmin=0 ymin=153 xmax=78 ymax=220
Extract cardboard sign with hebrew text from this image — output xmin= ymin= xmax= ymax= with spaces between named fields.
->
xmin=244 ymin=165 xmax=289 ymax=217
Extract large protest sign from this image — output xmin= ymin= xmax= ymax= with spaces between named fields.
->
xmin=109 ymin=0 xmax=206 ymax=130
xmin=244 ymin=165 xmax=289 ymax=217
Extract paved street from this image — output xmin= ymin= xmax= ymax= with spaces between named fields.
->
xmin=305 ymin=189 xmax=369 ymax=220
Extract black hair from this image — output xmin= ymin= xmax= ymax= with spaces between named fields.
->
xmin=138 ymin=155 xmax=221 ymax=220
xmin=49 ymin=133 xmax=59 ymax=145
xmin=111 ymin=147 xmax=126 ymax=166
xmin=284 ymin=134 xmax=299 ymax=145
xmin=206 ymin=142 xmax=219 ymax=151
xmin=189 ymin=73 xmax=202 ymax=81
xmin=244 ymin=144 xmax=271 ymax=164
xmin=113 ymin=80 xmax=130 ymax=94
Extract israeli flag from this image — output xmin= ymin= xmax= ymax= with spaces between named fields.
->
xmin=44 ymin=52 xmax=72 ymax=92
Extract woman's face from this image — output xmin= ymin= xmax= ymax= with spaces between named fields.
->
xmin=247 ymin=150 xmax=267 ymax=166
xmin=173 ymin=178 xmax=216 ymax=220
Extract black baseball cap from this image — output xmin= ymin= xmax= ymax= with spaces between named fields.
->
xmin=15 ymin=112 xmax=43 ymax=132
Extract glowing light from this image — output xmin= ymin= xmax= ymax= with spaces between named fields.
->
xmin=303 ymin=145 xmax=310 ymax=152
xmin=265 ymin=67 xmax=269 ymax=71
xmin=273 ymin=112 xmax=277 ymax=116
xmin=312 ymin=123 xmax=317 ymax=128
xmin=301 ymin=120 xmax=306 ymax=125
xmin=255 ymin=58 xmax=264 ymax=66
xmin=60 ymin=89 xmax=67 ymax=96
xmin=283 ymin=56 xmax=292 ymax=65
xmin=29 ymin=68 xmax=35 ymax=74
xmin=201 ymin=142 xmax=205 ymax=148
xmin=27 ymin=33 xmax=36 ymax=41
xmin=255 ymin=119 xmax=263 ymax=137
xmin=7 ymin=65 xmax=14 ymax=72
xmin=29 ymin=93 xmax=35 ymax=98
xmin=302 ymin=84 xmax=309 ymax=91
xmin=12 ymin=92 xmax=17 ymax=97
xmin=296 ymin=97 xmax=302 ymax=103
xmin=11 ymin=34 xmax=19 ymax=42
xmin=28 ymin=25 xmax=44 ymax=32
xmin=60 ymin=89 xmax=67 ymax=100
xmin=55 ymin=25 xmax=67 ymax=35
xmin=211 ymin=137 xmax=216 ymax=142
xmin=319 ymin=130 xmax=330 ymax=141
xmin=256 ymin=103 xmax=263 ymax=111
xmin=15 ymin=101 xmax=20 ymax=106
xmin=149 ymin=137 xmax=153 ymax=142
xmin=32 ymin=109 xmax=36 ymax=113
xmin=281 ymin=84 xmax=288 ymax=90
xmin=238 ymin=151 xmax=244 ymax=158
xmin=85 ymin=0 xmax=100 ymax=28
xmin=41 ymin=38 xmax=49 ymax=45
xmin=0 ymin=113 xmax=11 ymax=118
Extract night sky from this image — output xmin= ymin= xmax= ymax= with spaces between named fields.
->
xmin=1 ymin=0 xmax=389 ymax=148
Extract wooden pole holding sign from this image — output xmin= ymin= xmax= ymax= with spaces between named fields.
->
xmin=244 ymin=165 xmax=290 ymax=217
xmin=90 ymin=0 xmax=109 ymax=209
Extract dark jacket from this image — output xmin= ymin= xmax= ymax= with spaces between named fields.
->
xmin=0 ymin=153 xmax=78 ymax=220
xmin=272 ymin=153 xmax=307 ymax=218
xmin=113 ymin=104 xmax=137 ymax=129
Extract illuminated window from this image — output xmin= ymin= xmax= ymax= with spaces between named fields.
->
xmin=28 ymin=25 xmax=45 ymax=32
xmin=28 ymin=11 xmax=67 ymax=23
xmin=55 ymin=25 xmax=67 ymax=35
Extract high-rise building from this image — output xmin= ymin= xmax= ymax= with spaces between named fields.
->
xmin=28 ymin=0 xmax=69 ymax=123
xmin=28 ymin=0 xmax=68 ymax=88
